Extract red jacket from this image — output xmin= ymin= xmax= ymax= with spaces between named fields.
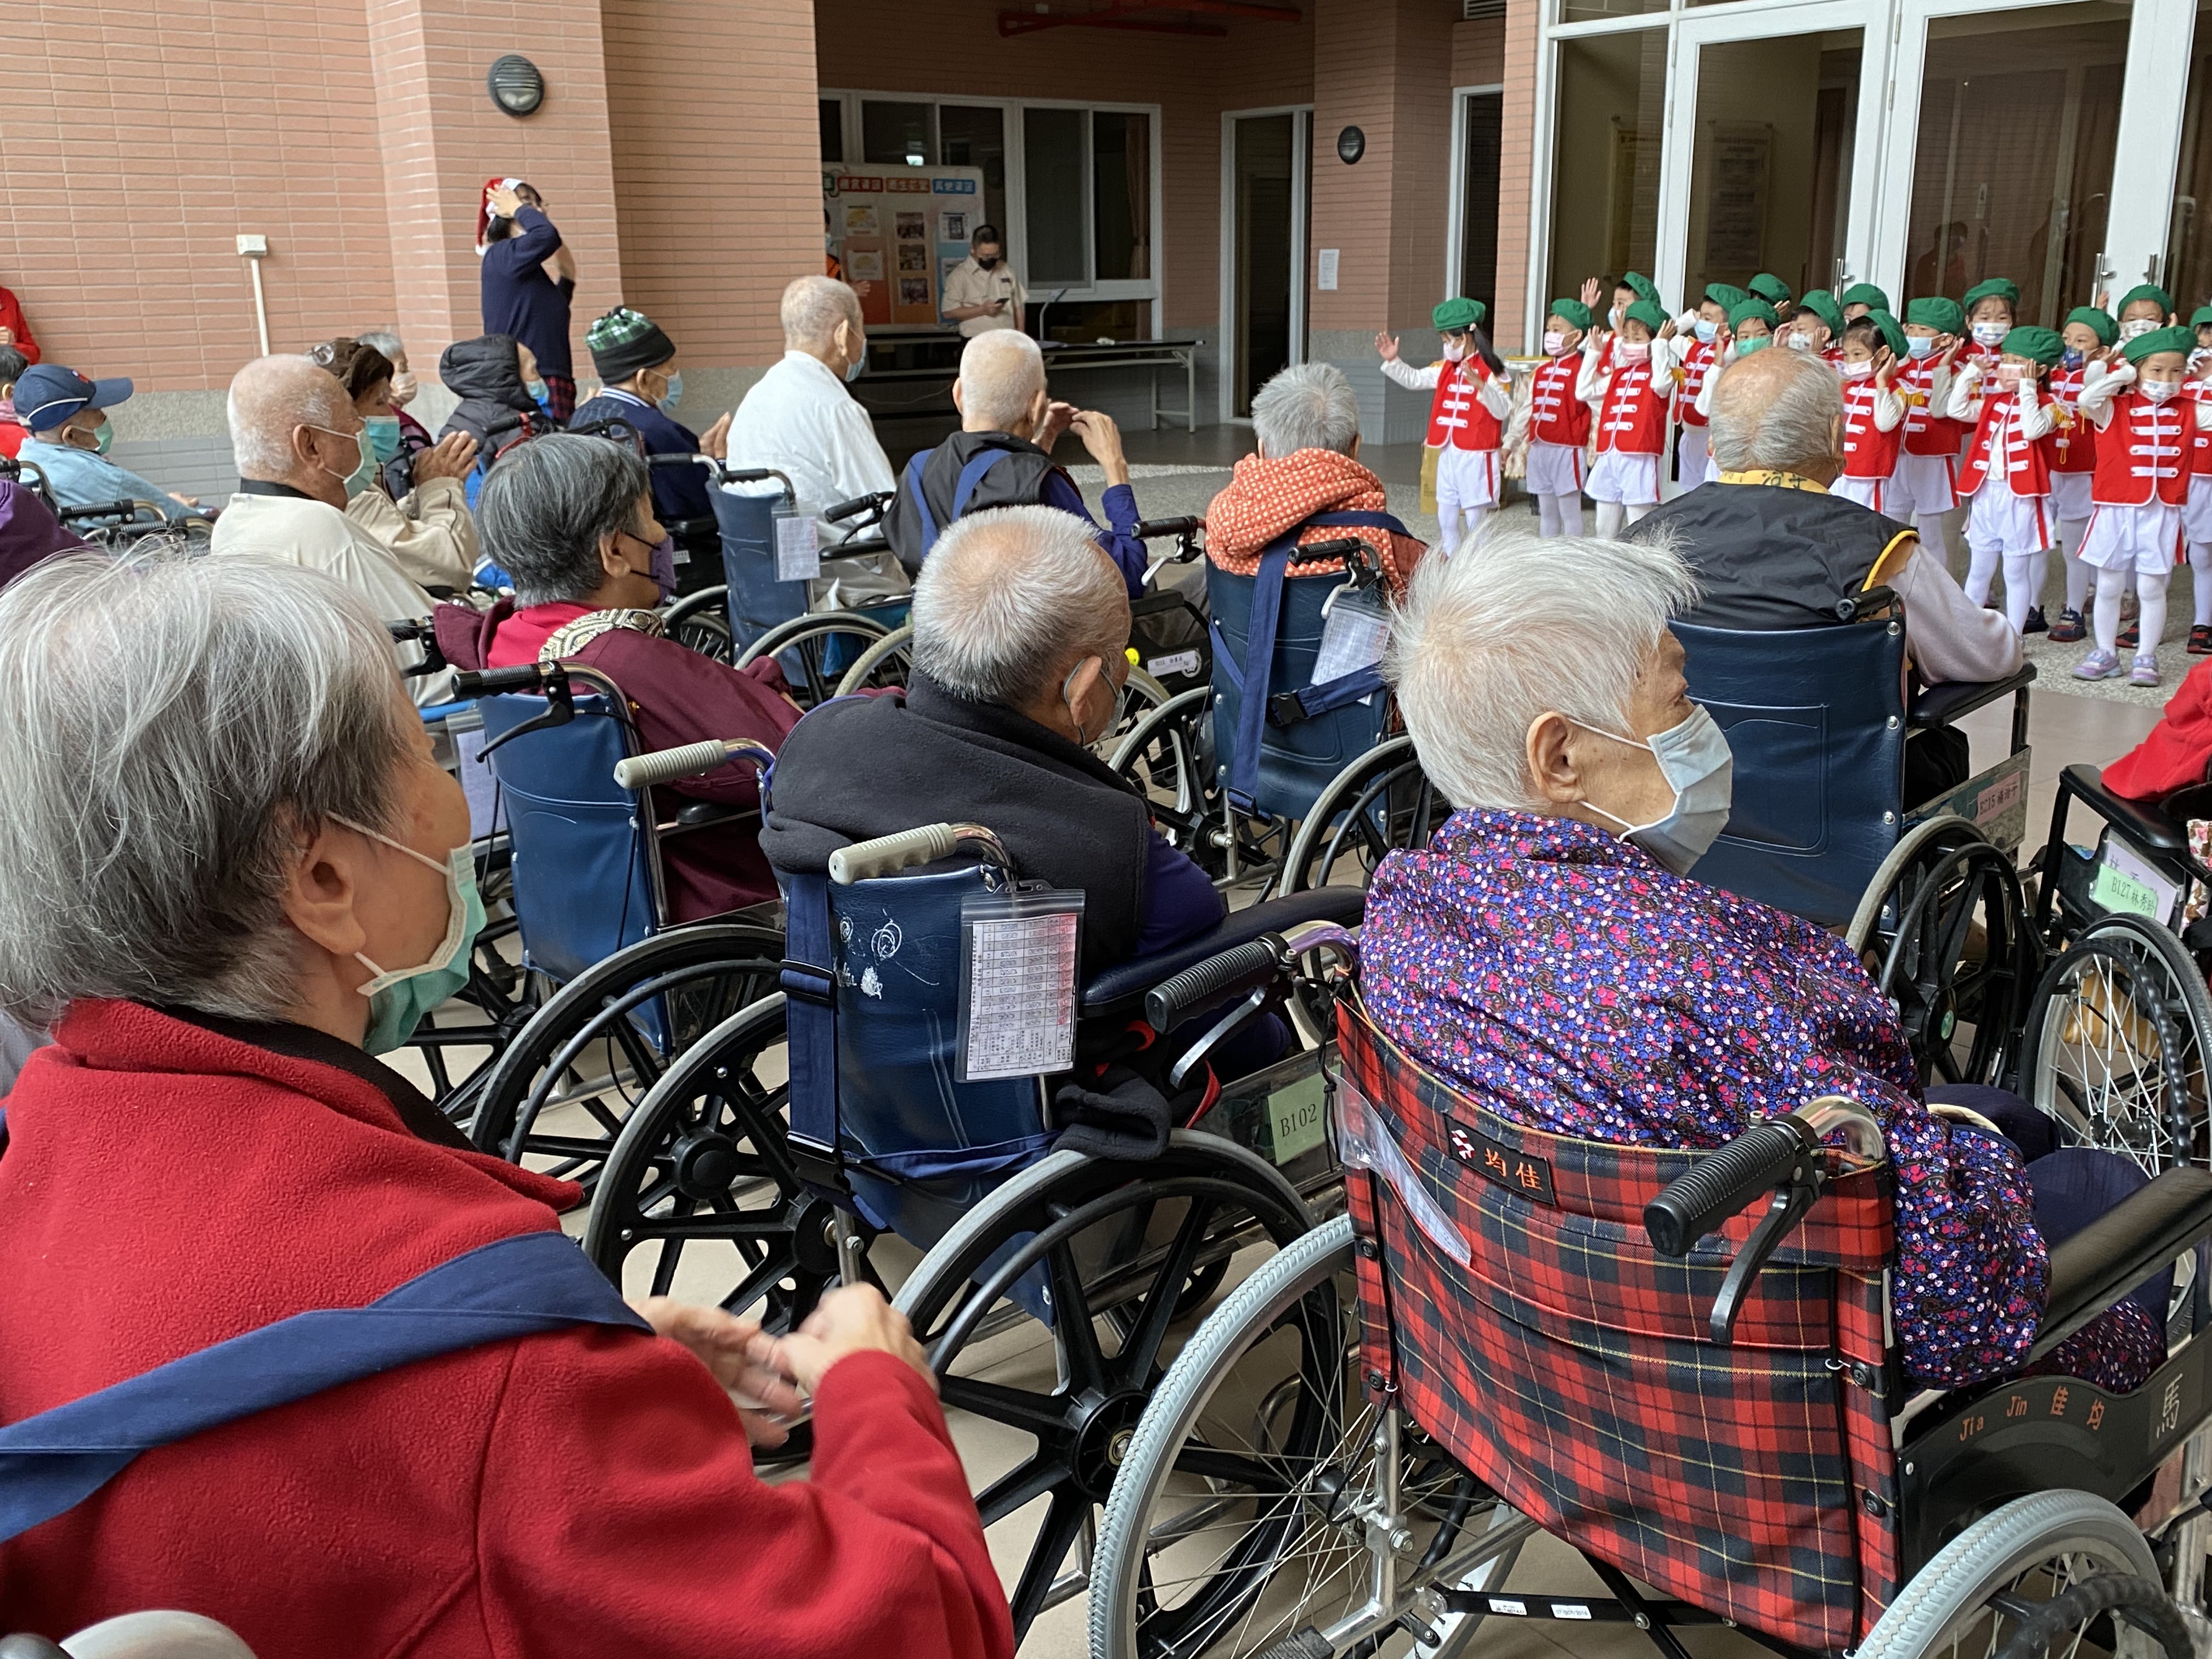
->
xmin=2106 ymin=656 xmax=2212 ymax=800
xmin=0 ymin=1002 xmax=1014 ymax=1659
xmin=0 ymin=286 xmax=38 ymax=365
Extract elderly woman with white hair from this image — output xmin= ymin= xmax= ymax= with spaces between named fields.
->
xmin=0 ymin=550 xmax=1011 ymax=1658
xmin=1363 ymin=527 xmax=2163 ymax=1395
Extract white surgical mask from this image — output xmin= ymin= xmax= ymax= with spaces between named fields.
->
xmin=1616 ymin=340 xmax=1651 ymax=364
xmin=1693 ymin=318 xmax=1718 ymax=345
xmin=1841 ymin=359 xmax=1875 ymax=380
xmin=1906 ymin=336 xmax=1936 ymax=360
xmin=389 ymin=370 xmax=418 ymax=407
xmin=1972 ymin=321 xmax=2008 ymax=347
xmin=1571 ymin=705 xmax=1735 ymax=877
xmin=1442 ymin=338 xmax=1470 ymax=364
xmin=1784 ymin=331 xmax=1812 ymax=351
xmin=2145 ymin=379 xmax=2183 ymax=404
xmin=305 ymin=424 xmax=367 ymax=488
xmin=2121 ymin=318 xmax=2159 ymax=342
xmin=1543 ymin=330 xmax=1567 ymax=355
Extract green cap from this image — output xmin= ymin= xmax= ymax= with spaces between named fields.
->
xmin=1861 ymin=309 xmax=1908 ymax=362
xmin=1432 ymin=297 xmax=1485 ymax=332
xmin=1622 ymin=272 xmax=1661 ymax=308
xmin=1622 ymin=298 xmax=1668 ymax=335
xmin=2066 ymin=306 xmax=2118 ymax=348
xmin=1841 ymin=283 xmax=1889 ymax=311
xmin=2117 ymin=284 xmax=2175 ymax=319
xmin=1905 ymin=296 xmax=1965 ymax=335
xmin=1962 ymin=277 xmax=2020 ymax=311
xmin=1703 ymin=283 xmax=1747 ymax=313
xmin=1727 ymin=297 xmax=1779 ymax=334
xmin=1999 ymin=325 xmax=2064 ymax=367
xmin=2124 ymin=324 xmax=2196 ymax=366
xmin=1747 ymin=272 xmax=1792 ymax=307
xmin=1548 ymin=298 xmax=1593 ymax=332
xmin=585 ymin=306 xmax=676 ymax=381
xmin=1796 ymin=291 xmax=1844 ymax=334
xmin=2192 ymin=306 xmax=2212 ymax=331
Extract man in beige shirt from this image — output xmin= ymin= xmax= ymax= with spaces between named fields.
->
xmin=941 ymin=225 xmax=1025 ymax=338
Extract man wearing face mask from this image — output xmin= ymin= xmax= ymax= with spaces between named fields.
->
xmin=208 ymin=355 xmax=451 ymax=706
xmin=941 ymin=225 xmax=1025 ymax=337
xmin=569 ymin=307 xmax=734 ymax=572
xmin=437 ymin=435 xmax=801 ymax=921
xmin=1364 ymin=527 xmax=2165 ymax=1396
xmin=12 ymin=364 xmax=206 ymax=525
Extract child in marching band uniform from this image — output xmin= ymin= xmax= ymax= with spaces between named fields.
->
xmin=1378 ymin=297 xmax=1511 ymax=553
xmin=1747 ymin=273 xmax=1795 ymax=326
xmin=2183 ymin=306 xmax=2212 ymax=653
xmin=1670 ymin=283 xmax=1745 ymax=487
xmin=1841 ymin=284 xmax=1889 ymax=323
xmin=1961 ymin=279 xmax=2019 ymax=372
xmin=2115 ymin=284 xmax=2175 ymax=345
xmin=1788 ymin=290 xmax=1846 ymax=364
xmin=2071 ymin=325 xmax=2210 ymax=685
xmin=1830 ymin=310 xmax=1910 ymax=515
xmin=1578 ymin=295 xmax=1677 ymax=535
xmin=1523 ymin=298 xmax=1594 ymax=539
xmin=1894 ymin=297 xmax=1967 ymax=566
xmin=2043 ymin=306 xmax=2116 ymax=644
xmin=1946 ymin=324 xmax=2063 ymax=636
xmin=1684 ymin=297 xmax=1780 ymax=484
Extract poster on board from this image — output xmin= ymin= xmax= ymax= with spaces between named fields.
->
xmin=824 ymin=164 xmax=985 ymax=328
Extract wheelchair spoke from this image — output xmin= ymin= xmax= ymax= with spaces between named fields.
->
xmin=1046 ymin=1242 xmax=1111 ymax=1396
xmin=977 ymin=1451 xmax=1076 ymax=1525
xmin=1169 ymin=1442 xmax=1297 ymax=1493
xmin=720 ymin=1248 xmax=803 ymax=1319
xmin=940 ymin=1375 xmax=1071 ymax=1440
xmin=647 ymin=1228 xmax=690 ymax=1299
xmin=1008 ymin=1488 xmax=1092 ymax=1639
xmin=1114 ymin=1197 xmax=1217 ymax=1385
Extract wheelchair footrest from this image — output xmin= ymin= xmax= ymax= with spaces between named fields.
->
xmin=1256 ymin=1630 xmax=1331 ymax=1659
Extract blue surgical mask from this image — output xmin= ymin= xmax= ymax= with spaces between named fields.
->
xmin=364 ymin=414 xmax=403 ymax=464
xmin=1693 ymin=318 xmax=1718 ymax=345
xmin=844 ymin=341 xmax=868 ymax=385
xmin=1571 ymin=705 xmax=1735 ymax=877
xmin=2061 ymin=348 xmax=2085 ymax=371
xmin=334 ymin=816 xmax=486 ymax=1055
xmin=1907 ymin=335 xmax=1936 ymax=360
xmin=524 ymin=377 xmax=549 ymax=408
xmin=657 ymin=370 xmax=684 ymax=413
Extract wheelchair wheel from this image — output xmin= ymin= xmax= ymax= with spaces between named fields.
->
xmin=833 ymin=622 xmax=913 ymax=696
xmin=1111 ymin=689 xmax=1279 ymax=884
xmin=1093 ymin=1215 xmax=1530 ymax=1659
xmin=734 ymin=610 xmax=893 ymax=707
xmin=469 ymin=922 xmax=785 ymax=1195
xmin=1277 ymin=737 xmax=1448 ymax=897
xmin=1861 ymin=832 xmax=2033 ymax=1089
xmin=1846 ymin=814 xmax=1989 ymax=958
xmin=891 ymin=1133 xmax=1314 ymax=1643
xmin=1856 ymin=1491 xmax=2185 ymax=1659
xmin=662 ymin=587 xmax=735 ymax=664
xmin=2023 ymin=912 xmax=2212 ymax=1175
xmin=396 ymin=944 xmax=535 ymax=1128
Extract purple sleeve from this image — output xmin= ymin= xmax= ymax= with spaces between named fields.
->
xmin=1040 ymin=472 xmax=1147 ymax=597
xmin=1135 ymin=829 xmax=1226 ymax=956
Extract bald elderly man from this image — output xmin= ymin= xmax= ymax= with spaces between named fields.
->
xmin=883 ymin=331 xmax=1147 ymax=595
xmin=208 ymin=354 xmax=453 ymax=705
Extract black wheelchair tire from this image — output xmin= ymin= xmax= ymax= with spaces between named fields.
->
xmin=1276 ymin=737 xmax=1447 ymax=898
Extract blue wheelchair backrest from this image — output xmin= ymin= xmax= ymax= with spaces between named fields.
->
xmin=712 ymin=483 xmax=806 ymax=653
xmin=824 ymin=863 xmax=1056 ymax=1257
xmin=478 ymin=691 xmax=659 ymax=985
xmin=1209 ymin=514 xmax=1404 ymax=823
xmin=1674 ymin=614 xmax=1908 ymax=929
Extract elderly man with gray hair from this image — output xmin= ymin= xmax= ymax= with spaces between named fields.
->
xmin=882 ymin=330 xmax=1145 ymax=593
xmin=1629 ymin=345 xmax=2017 ymax=798
xmin=722 ymin=273 xmax=906 ymax=605
xmin=208 ymin=353 xmax=452 ymax=706
xmin=764 ymin=503 xmax=1224 ymax=977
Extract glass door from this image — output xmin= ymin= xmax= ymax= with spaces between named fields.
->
xmin=1660 ymin=8 xmax=1878 ymax=312
xmin=1223 ymin=109 xmax=1310 ymax=420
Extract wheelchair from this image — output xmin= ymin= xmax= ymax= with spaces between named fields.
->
xmin=0 ymin=1610 xmax=257 ymax=1657
xmin=1087 ymin=970 xmax=2212 ymax=1659
xmin=432 ymin=657 xmax=786 ymax=1192
xmin=580 ymin=805 xmax=1363 ymax=1636
xmin=1110 ymin=522 xmax=1448 ymax=895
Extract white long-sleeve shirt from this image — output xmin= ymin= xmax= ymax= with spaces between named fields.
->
xmin=1943 ymin=363 xmax=2058 ymax=440
xmin=2076 ymin=363 xmax=2212 ymax=431
xmin=1848 ymin=379 xmax=1908 ymax=432
xmin=1381 ymin=356 xmax=1513 ymax=420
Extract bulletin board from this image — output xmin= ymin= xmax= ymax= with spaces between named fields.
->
xmin=825 ymin=165 xmax=988 ymax=329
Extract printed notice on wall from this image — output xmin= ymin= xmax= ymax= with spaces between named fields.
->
xmin=1317 ymin=249 xmax=1340 ymax=291
xmin=958 ymin=893 xmax=1085 ymax=1081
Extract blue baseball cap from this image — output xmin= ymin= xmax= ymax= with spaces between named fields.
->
xmin=14 ymin=364 xmax=134 ymax=433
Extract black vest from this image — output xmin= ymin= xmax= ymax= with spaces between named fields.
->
xmin=883 ymin=431 xmax=1066 ymax=574
xmin=1631 ymin=482 xmax=1917 ymax=629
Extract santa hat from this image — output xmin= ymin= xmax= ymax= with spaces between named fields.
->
xmin=476 ymin=177 xmax=524 ymax=252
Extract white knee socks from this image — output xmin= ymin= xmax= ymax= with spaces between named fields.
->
xmin=1624 ymin=501 xmax=1655 ymax=527
xmin=2061 ymin=518 xmax=2092 ymax=614
xmin=2098 ymin=568 xmax=2170 ymax=658
xmin=1965 ymin=540 xmax=2000 ymax=608
xmin=2002 ymin=553 xmax=2036 ymax=633
xmin=2094 ymin=567 xmax=2130 ymax=655
xmin=1594 ymin=500 xmax=1626 ymax=539
xmin=1537 ymin=492 xmax=1584 ymax=539
xmin=2192 ymin=544 xmax=2212 ymax=628
xmin=2140 ymin=570 xmax=2171 ymax=657
xmin=1917 ymin=510 xmax=1955 ymax=568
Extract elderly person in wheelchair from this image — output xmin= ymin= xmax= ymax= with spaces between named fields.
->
xmin=1364 ymin=527 xmax=2164 ymax=1393
xmin=0 ymin=549 xmax=1012 ymax=1659
xmin=436 ymin=432 xmax=801 ymax=920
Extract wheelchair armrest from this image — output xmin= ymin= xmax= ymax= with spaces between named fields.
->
xmin=1078 ymin=887 xmax=1365 ymax=1019
xmin=2026 ymin=1165 xmax=2212 ymax=1361
xmin=1908 ymin=664 xmax=2036 ymax=730
xmin=2057 ymin=761 xmax=2188 ymax=856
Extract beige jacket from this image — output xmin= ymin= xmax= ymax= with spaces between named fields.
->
xmin=346 ymin=475 xmax=478 ymax=595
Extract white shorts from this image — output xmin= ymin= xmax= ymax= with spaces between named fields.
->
xmin=1891 ymin=451 xmax=1958 ymax=517
xmin=1434 ymin=445 xmax=1502 ymax=510
xmin=1586 ymin=449 xmax=1662 ymax=506
xmin=2184 ymin=473 xmax=2212 ymax=545
xmin=1525 ymin=440 xmax=1586 ymax=499
xmin=2080 ymin=502 xmax=2186 ymax=574
xmin=1963 ymin=483 xmax=2053 ymax=554
xmin=2048 ymin=471 xmax=2095 ymax=523
xmin=1677 ymin=425 xmax=1709 ymax=484
xmin=1831 ymin=475 xmax=1890 ymax=515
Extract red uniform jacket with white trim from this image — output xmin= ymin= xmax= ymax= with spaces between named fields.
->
xmin=2092 ymin=390 xmax=2195 ymax=507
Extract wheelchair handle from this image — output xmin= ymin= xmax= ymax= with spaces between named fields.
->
xmin=1146 ymin=937 xmax=1284 ymax=1034
xmin=450 ymin=664 xmax=550 ymax=698
xmin=1837 ymin=584 xmax=1899 ymax=623
xmin=1135 ymin=515 xmax=1203 ymax=541
xmin=1645 ymin=1115 xmax=1821 ymax=1258
xmin=612 ymin=738 xmax=775 ymax=792
xmin=823 ymin=490 xmax=891 ymax=523
xmin=829 ymin=821 xmax=1010 ymax=885
xmin=1288 ymin=537 xmax=1364 ymax=565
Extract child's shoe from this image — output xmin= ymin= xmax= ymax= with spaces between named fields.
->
xmin=2120 ymin=619 xmax=2141 ymax=649
xmin=2048 ymin=608 xmax=2087 ymax=642
xmin=2074 ymin=648 xmax=2122 ymax=680
xmin=2130 ymin=653 xmax=2162 ymax=687
xmin=2023 ymin=605 xmax=2048 ymax=634
xmin=2191 ymin=624 xmax=2212 ymax=655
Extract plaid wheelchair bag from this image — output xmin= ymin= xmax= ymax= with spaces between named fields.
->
xmin=1334 ymin=1003 xmax=1901 ymax=1652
